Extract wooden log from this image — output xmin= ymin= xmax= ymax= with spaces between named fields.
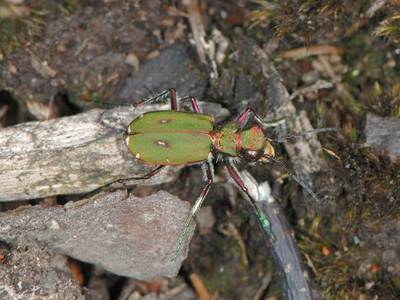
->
xmin=0 ymin=102 xmax=229 ymax=202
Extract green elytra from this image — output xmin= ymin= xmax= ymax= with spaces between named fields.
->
xmin=126 ymin=111 xmax=270 ymax=165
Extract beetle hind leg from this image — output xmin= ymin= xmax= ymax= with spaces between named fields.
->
xmin=140 ymin=88 xmax=177 ymax=110
xmin=171 ymin=159 xmax=214 ymax=261
xmin=139 ymin=89 xmax=204 ymax=114
xmin=176 ymin=96 xmax=202 ymax=113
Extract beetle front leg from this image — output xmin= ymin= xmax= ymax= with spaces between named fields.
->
xmin=171 ymin=159 xmax=214 ymax=261
xmin=225 ymin=159 xmax=274 ymax=240
xmin=235 ymin=107 xmax=285 ymax=130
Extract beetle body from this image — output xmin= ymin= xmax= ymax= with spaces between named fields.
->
xmin=124 ymin=89 xmax=278 ymax=261
xmin=126 ymin=110 xmax=275 ymax=166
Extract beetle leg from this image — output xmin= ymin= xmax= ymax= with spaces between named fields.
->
xmin=177 ymin=96 xmax=202 ymax=113
xmin=171 ymin=159 xmax=214 ymax=261
xmin=140 ymin=90 xmax=202 ymax=113
xmin=235 ymin=107 xmax=252 ymax=128
xmin=116 ymin=166 xmax=165 ymax=187
xmin=235 ymin=107 xmax=285 ymax=130
xmin=225 ymin=159 xmax=274 ymax=240
xmin=140 ymin=88 xmax=177 ymax=110
xmin=131 ymin=165 xmax=165 ymax=180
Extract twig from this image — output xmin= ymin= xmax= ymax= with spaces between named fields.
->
xmin=289 ymin=80 xmax=333 ymax=101
xmin=189 ymin=273 xmax=211 ymax=300
xmin=253 ymin=272 xmax=272 ymax=300
xmin=280 ymin=45 xmax=342 ymax=60
xmin=182 ymin=0 xmax=219 ymax=78
xmin=219 ymin=222 xmax=249 ymax=270
xmin=239 ymin=170 xmax=322 ymax=300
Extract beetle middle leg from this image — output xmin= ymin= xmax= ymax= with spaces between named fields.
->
xmin=171 ymin=158 xmax=214 ymax=261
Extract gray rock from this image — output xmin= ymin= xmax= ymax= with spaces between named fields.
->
xmin=118 ymin=44 xmax=206 ymax=104
xmin=364 ymin=113 xmax=400 ymax=161
xmin=0 ymin=190 xmax=194 ymax=280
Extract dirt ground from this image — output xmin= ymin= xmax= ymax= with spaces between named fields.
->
xmin=0 ymin=1 xmax=400 ymax=299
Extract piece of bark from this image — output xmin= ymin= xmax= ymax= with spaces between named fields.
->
xmin=364 ymin=113 xmax=400 ymax=161
xmin=0 ymin=190 xmax=194 ymax=279
xmin=254 ymin=47 xmax=326 ymax=179
xmin=239 ymin=171 xmax=321 ymax=300
xmin=0 ymin=102 xmax=229 ymax=202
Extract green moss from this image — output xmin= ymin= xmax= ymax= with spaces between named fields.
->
xmin=392 ymin=275 xmax=400 ymax=290
xmin=57 ymin=0 xmax=79 ymax=15
xmin=374 ymin=15 xmax=400 ymax=46
xmin=0 ymin=8 xmax=44 ymax=53
xmin=0 ymin=18 xmax=18 ymax=50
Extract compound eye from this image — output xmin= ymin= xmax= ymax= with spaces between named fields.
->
xmin=241 ymin=149 xmax=263 ymax=162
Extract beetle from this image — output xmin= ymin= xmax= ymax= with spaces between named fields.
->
xmin=125 ymin=88 xmax=321 ymax=260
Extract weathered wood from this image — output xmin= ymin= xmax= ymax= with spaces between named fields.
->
xmin=254 ymin=47 xmax=326 ymax=183
xmin=0 ymin=102 xmax=229 ymax=202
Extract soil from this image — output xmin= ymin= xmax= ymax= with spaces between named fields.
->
xmin=0 ymin=0 xmax=399 ymax=299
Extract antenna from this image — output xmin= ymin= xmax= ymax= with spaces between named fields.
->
xmin=272 ymin=128 xmax=337 ymax=143
xmin=266 ymin=155 xmax=322 ymax=205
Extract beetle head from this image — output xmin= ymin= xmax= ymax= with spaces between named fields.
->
xmin=260 ymin=139 xmax=275 ymax=163
xmin=239 ymin=126 xmax=275 ymax=163
xmin=240 ymin=139 xmax=275 ymax=163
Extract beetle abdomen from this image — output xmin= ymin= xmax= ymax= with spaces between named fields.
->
xmin=127 ymin=132 xmax=212 ymax=165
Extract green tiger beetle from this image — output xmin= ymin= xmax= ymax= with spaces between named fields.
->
xmin=125 ymin=88 xmax=331 ymax=260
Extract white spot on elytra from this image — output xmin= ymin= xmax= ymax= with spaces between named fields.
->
xmin=166 ymin=158 xmax=170 ymax=163
xmin=135 ymin=153 xmax=140 ymax=159
xmin=157 ymin=140 xmax=167 ymax=146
